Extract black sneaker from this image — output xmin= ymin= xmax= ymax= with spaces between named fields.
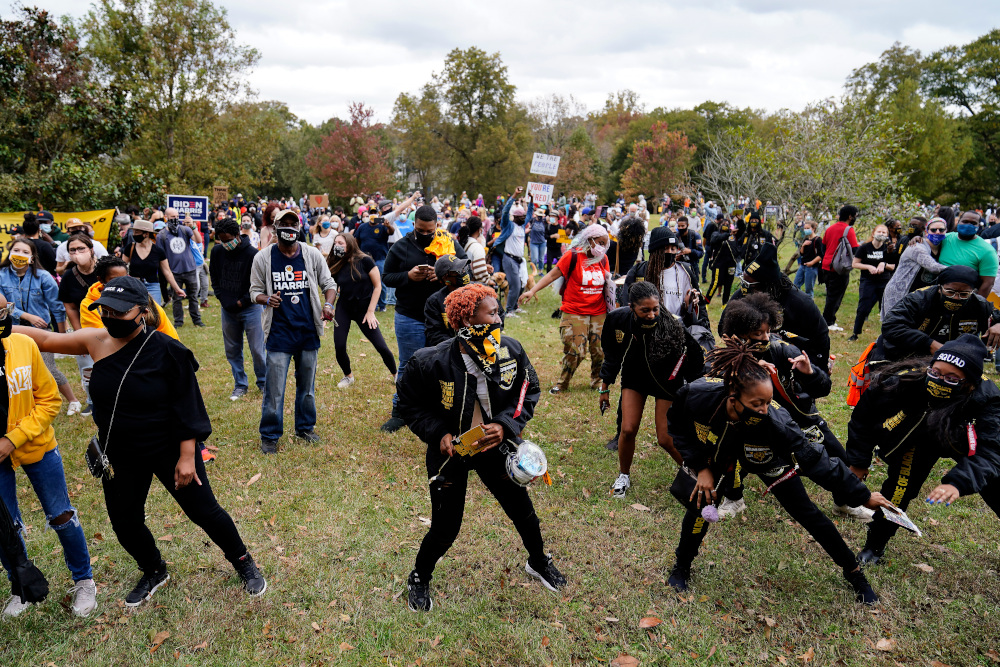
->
xmin=525 ymin=555 xmax=567 ymax=592
xmin=605 ymin=435 xmax=619 ymax=451
xmin=407 ymin=570 xmax=432 ymax=612
xmin=293 ymin=430 xmax=320 ymax=444
xmin=667 ymin=564 xmax=690 ymax=592
xmin=80 ymin=403 xmax=94 ymax=417
xmin=233 ymin=552 xmax=267 ymax=596
xmin=125 ymin=563 xmax=169 ymax=607
xmin=856 ymin=547 xmax=884 ymax=567
xmin=848 ymin=334 xmax=859 ymax=342
xmin=260 ymin=439 xmax=278 ymax=455
xmin=174 ymin=322 xmax=184 ymax=328
xmin=550 ymin=308 xmax=562 ymax=319
xmin=381 ymin=416 xmax=406 ymax=433
xmin=844 ymin=568 xmax=879 ymax=605
xmin=194 ymin=321 xmax=206 ymax=328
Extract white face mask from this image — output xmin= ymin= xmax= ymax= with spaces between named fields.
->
xmin=589 ymin=240 xmax=608 ymax=260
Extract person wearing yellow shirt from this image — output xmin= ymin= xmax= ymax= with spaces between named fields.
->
xmin=80 ymin=256 xmax=178 ymax=340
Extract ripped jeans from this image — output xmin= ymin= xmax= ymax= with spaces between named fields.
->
xmin=0 ymin=447 xmax=93 ymax=584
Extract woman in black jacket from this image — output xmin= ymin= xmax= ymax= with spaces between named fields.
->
xmin=847 ymin=334 xmax=1000 ymax=565
xmin=705 ymin=218 xmax=739 ymax=304
xmin=599 ymin=281 xmax=704 ymax=499
xmin=665 ymin=338 xmax=890 ymax=603
xmin=398 ymin=283 xmax=564 ymax=613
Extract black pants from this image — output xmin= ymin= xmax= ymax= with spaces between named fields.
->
xmin=675 ymin=471 xmax=857 ymax=573
xmin=822 ymin=270 xmax=850 ymax=326
xmin=102 ymin=449 xmax=246 ymax=574
xmin=864 ymin=447 xmax=1000 ymax=554
xmin=545 ymin=244 xmax=562 ymax=272
xmin=852 ymin=279 xmax=886 ymax=336
xmin=333 ymin=299 xmax=397 ymax=377
xmin=706 ymin=266 xmax=734 ymax=304
xmin=415 ymin=446 xmax=545 ymax=580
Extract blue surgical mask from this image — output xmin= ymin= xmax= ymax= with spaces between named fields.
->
xmin=957 ymin=223 xmax=978 ymax=238
xmin=322 ymin=222 xmax=331 ymax=229
xmin=927 ymin=232 xmax=946 ymax=245
xmin=40 ymin=223 xmax=52 ymax=233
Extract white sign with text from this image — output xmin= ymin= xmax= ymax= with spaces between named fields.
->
xmin=526 ymin=181 xmax=555 ymax=205
xmin=529 ymin=152 xmax=561 ymax=177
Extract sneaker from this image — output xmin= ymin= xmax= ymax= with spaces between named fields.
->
xmin=337 ymin=376 xmax=355 ymax=389
xmin=174 ymin=322 xmax=184 ymax=328
xmin=525 ymin=555 xmax=567 ymax=592
xmin=124 ymin=564 xmax=169 ymax=607
xmin=717 ymin=497 xmax=747 ymax=519
xmin=833 ymin=504 xmax=875 ymax=523
xmin=193 ymin=321 xmax=206 ymax=328
xmin=844 ymin=568 xmax=879 ymax=605
xmin=230 ymin=387 xmax=248 ymax=401
xmin=200 ymin=446 xmax=216 ymax=464
xmin=67 ymin=401 xmax=81 ymax=416
xmin=260 ymin=439 xmax=278 ymax=455
xmin=605 ymin=435 xmax=619 ymax=452
xmin=406 ymin=570 xmax=433 ymax=612
xmin=856 ymin=547 xmax=884 ymax=567
xmin=2 ymin=595 xmax=33 ymax=618
xmin=80 ymin=403 xmax=94 ymax=417
xmin=294 ymin=431 xmax=321 ymax=444
xmin=667 ymin=564 xmax=690 ymax=592
xmin=200 ymin=301 xmax=209 ymax=308
xmin=550 ymin=308 xmax=562 ymax=319
xmin=233 ymin=553 xmax=267 ymax=596
xmin=505 ymin=312 xmax=519 ymax=319
xmin=515 ymin=308 xmax=527 ymax=314
xmin=381 ymin=416 xmax=406 ymax=433
xmin=548 ymin=386 xmax=561 ymax=395
xmin=69 ymin=578 xmax=97 ymax=617
xmin=611 ymin=473 xmax=631 ymax=499
xmin=828 ymin=324 xmax=844 ymax=332
xmin=847 ymin=334 xmax=859 ymax=342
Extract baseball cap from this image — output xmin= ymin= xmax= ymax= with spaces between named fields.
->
xmin=274 ymin=209 xmax=299 ymax=226
xmin=511 ymin=206 xmax=526 ymax=217
xmin=88 ymin=276 xmax=149 ymax=313
xmin=378 ymin=199 xmax=393 ymax=213
xmin=434 ymin=255 xmax=471 ymax=281
xmin=581 ymin=207 xmax=594 ymax=216
xmin=36 ymin=210 xmax=54 ymax=222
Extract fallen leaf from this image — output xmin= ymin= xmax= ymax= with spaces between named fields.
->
xmin=777 ymin=657 xmax=788 ymax=665
xmin=430 ymin=635 xmax=442 ymax=647
xmin=630 ymin=503 xmax=651 ymax=512
xmin=610 ymin=656 xmax=639 ymax=667
xmin=638 ymin=616 xmax=662 ymax=628
xmin=929 ymin=518 xmax=940 ymax=526
xmin=582 ymin=488 xmax=591 ymax=499
xmin=158 ymin=534 xmax=173 ymax=542
xmin=708 ymin=646 xmax=716 ymax=658
xmin=150 ymin=630 xmax=170 ymax=653
xmin=987 ymin=649 xmax=1000 ymax=662
xmin=913 ymin=563 xmax=934 ymax=573
xmin=247 ymin=473 xmax=262 ymax=486
xmin=876 ymin=638 xmax=896 ymax=652
xmin=930 ymin=662 xmax=951 ymax=667
xmin=193 ymin=640 xmax=209 ymax=650
xmin=311 ymin=622 xmax=321 ymax=632
xmin=339 ymin=642 xmax=354 ymax=652
xmin=604 ymin=616 xmax=620 ymax=623
xmin=268 ymin=514 xmax=276 ymax=527
xmin=798 ymin=647 xmax=815 ymax=662
xmin=541 ymin=636 xmax=551 ymax=647
xmin=339 ymin=613 xmax=350 ymax=622
xmin=764 ymin=616 xmax=777 ymax=628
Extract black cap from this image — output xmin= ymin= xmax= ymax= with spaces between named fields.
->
xmin=744 ymin=244 xmax=781 ymax=283
xmin=748 ymin=210 xmax=761 ymax=222
xmin=378 ymin=199 xmax=393 ymax=214
xmin=36 ymin=210 xmax=54 ymax=222
xmin=88 ymin=276 xmax=149 ymax=313
xmin=934 ymin=333 xmax=987 ymax=384
xmin=716 ymin=213 xmax=725 ymax=220
xmin=434 ymin=255 xmax=471 ymax=281
xmin=649 ymin=226 xmax=681 ymax=252
xmin=937 ymin=265 xmax=981 ymax=288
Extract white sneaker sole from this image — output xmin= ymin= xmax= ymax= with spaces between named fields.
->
xmin=124 ymin=574 xmax=170 ymax=607
xmin=525 ymin=561 xmax=560 ymax=592
xmin=832 ymin=506 xmax=875 ymax=523
xmin=406 ymin=592 xmax=433 ymax=612
xmin=247 ymin=578 xmax=267 ymax=597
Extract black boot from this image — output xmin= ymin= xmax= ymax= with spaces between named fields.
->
xmin=381 ymin=405 xmax=406 ymax=433
xmin=667 ymin=563 xmax=690 ymax=592
xmin=844 ymin=567 xmax=879 ymax=605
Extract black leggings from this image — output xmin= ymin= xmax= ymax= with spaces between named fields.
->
xmin=706 ymin=266 xmax=734 ymax=304
xmin=415 ymin=446 xmax=546 ymax=580
xmin=675 ymin=471 xmax=858 ymax=573
xmin=334 ymin=299 xmax=397 ymax=377
xmin=102 ymin=449 xmax=246 ymax=574
xmin=864 ymin=447 xmax=1000 ymax=555
xmin=853 ymin=279 xmax=886 ymax=336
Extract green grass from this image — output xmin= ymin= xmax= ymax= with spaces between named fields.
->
xmin=1 ymin=247 xmax=999 ymax=666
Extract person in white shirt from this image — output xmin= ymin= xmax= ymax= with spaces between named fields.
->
xmin=55 ymin=220 xmax=108 ymax=274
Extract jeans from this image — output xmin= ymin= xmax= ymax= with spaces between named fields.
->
xmin=145 ymin=280 xmax=162 ymax=305
xmin=221 ymin=305 xmax=267 ymax=392
xmin=392 ymin=312 xmax=426 ymax=407
xmin=501 ymin=253 xmax=522 ymax=314
xmin=0 ymin=448 xmax=92 ymax=583
xmin=172 ymin=269 xmax=202 ymax=325
xmin=197 ymin=264 xmax=210 ymax=303
xmin=260 ymin=347 xmax=319 ymax=441
xmin=794 ymin=265 xmax=818 ymax=297
xmin=529 ymin=243 xmax=546 ymax=273
xmin=74 ymin=354 xmax=93 ymax=406
xmin=374 ymin=259 xmax=387 ymax=310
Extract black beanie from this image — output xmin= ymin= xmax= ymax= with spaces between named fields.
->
xmin=748 ymin=211 xmax=761 ymax=222
xmin=743 ymin=243 xmax=780 ymax=283
xmin=936 ymin=265 xmax=982 ymax=288
xmin=933 ymin=333 xmax=987 ymax=384
xmin=649 ymin=226 xmax=680 ymax=252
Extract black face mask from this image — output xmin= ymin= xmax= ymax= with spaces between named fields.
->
xmin=277 ymin=227 xmax=298 ymax=245
xmin=663 ymin=253 xmax=677 ymax=268
xmin=632 ymin=312 xmax=658 ymax=336
xmin=166 ymin=220 xmax=180 ymax=233
xmin=414 ymin=231 xmax=434 ymax=248
xmin=941 ymin=295 xmax=969 ymax=311
xmin=132 ymin=233 xmax=146 ymax=243
xmin=102 ymin=314 xmax=142 ymax=339
xmin=925 ymin=376 xmax=956 ymax=403
xmin=735 ymin=397 xmax=769 ymax=428
xmin=0 ymin=311 xmax=11 ymax=339
xmin=678 ymin=227 xmax=688 ymax=236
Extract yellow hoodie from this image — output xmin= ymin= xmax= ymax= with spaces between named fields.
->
xmin=5 ymin=333 xmax=61 ymax=469
xmin=80 ymin=282 xmax=179 ymax=340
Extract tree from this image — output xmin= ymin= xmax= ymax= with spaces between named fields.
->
xmin=392 ymin=91 xmax=447 ymax=196
xmin=527 ymin=94 xmax=587 ymax=154
xmin=619 ymin=122 xmax=696 ymax=200
xmin=306 ymin=103 xmax=393 ymax=198
xmin=556 ymin=127 xmax=602 ymax=198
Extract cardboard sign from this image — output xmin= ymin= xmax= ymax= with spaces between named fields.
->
xmin=530 ymin=152 xmax=560 ymax=177
xmin=0 ymin=210 xmax=115 ymax=247
xmin=212 ymin=185 xmax=229 ymax=205
xmin=308 ymin=194 xmax=329 ymax=209
xmin=166 ymin=195 xmax=210 ymax=222
xmin=526 ymin=181 xmax=555 ymax=205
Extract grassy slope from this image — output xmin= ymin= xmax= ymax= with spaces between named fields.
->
xmin=1 ymin=235 xmax=998 ymax=667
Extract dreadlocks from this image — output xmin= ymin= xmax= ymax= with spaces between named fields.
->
xmin=628 ymin=281 xmax=687 ymax=363
xmin=617 ymin=216 xmax=646 ymax=256
xmin=645 ymin=247 xmax=666 ymax=294
xmin=705 ymin=336 xmax=770 ymax=397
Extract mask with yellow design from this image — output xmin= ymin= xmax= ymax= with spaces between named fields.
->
xmin=8 ymin=252 xmax=30 ymax=269
xmin=458 ymin=323 xmax=502 ymax=370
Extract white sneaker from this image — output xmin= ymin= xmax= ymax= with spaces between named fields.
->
xmin=611 ymin=473 xmax=631 ymax=499
xmin=828 ymin=324 xmax=844 ymax=332
xmin=2 ymin=595 xmax=33 ymax=618
xmin=67 ymin=401 xmax=82 ymax=416
xmin=833 ymin=504 xmax=875 ymax=523
xmin=337 ymin=376 xmax=355 ymax=389
xmin=717 ymin=497 xmax=747 ymax=519
xmin=69 ymin=579 xmax=97 ymax=617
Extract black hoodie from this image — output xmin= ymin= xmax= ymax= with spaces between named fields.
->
xmin=383 ymin=231 xmax=467 ymax=321
xmin=209 ymin=235 xmax=258 ymax=312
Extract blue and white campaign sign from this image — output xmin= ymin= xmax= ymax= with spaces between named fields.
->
xmin=166 ymin=194 xmax=210 ymax=222
xmin=530 ymin=152 xmax=560 ymax=177
xmin=526 ymin=181 xmax=555 ymax=205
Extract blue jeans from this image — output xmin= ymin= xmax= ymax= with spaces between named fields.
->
xmin=259 ymin=347 xmax=319 ymax=441
xmin=145 ymin=280 xmax=162 ymax=305
xmin=529 ymin=243 xmax=545 ymax=273
xmin=501 ymin=253 xmax=522 ymax=314
xmin=0 ymin=447 xmax=92 ymax=582
xmin=794 ymin=265 xmax=818 ymax=297
xmin=375 ymin=259 xmax=387 ymax=310
xmin=221 ymin=305 xmax=267 ymax=391
xmin=392 ymin=312 xmax=426 ymax=407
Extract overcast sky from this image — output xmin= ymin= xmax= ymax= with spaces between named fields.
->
xmin=35 ymin=0 xmax=999 ymax=125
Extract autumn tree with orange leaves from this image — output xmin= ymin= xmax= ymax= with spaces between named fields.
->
xmin=619 ymin=122 xmax=696 ymax=200
xmin=306 ymin=102 xmax=394 ymax=198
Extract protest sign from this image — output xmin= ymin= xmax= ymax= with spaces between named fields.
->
xmin=0 ymin=210 xmax=115 ymax=247
xmin=212 ymin=185 xmax=229 ymax=205
xmin=308 ymin=194 xmax=329 ymax=209
xmin=530 ymin=152 xmax=560 ymax=177
xmin=166 ymin=195 xmax=210 ymax=222
xmin=526 ymin=182 xmax=555 ymax=205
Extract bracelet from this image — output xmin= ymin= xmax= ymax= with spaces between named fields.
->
xmin=324 ymin=302 xmax=334 ymax=308
xmin=597 ymin=389 xmax=610 ymax=395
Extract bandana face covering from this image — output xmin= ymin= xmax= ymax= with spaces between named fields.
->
xmin=222 ymin=238 xmax=241 ymax=251
xmin=458 ymin=323 xmax=502 ymax=374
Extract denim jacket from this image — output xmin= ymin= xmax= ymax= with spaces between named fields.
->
xmin=0 ymin=266 xmax=65 ymax=325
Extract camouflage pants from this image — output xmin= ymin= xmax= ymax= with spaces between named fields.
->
xmin=557 ymin=312 xmax=605 ymax=390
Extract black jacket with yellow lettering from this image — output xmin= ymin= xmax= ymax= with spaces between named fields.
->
xmin=846 ymin=374 xmax=1000 ymax=496
xmin=667 ymin=378 xmax=871 ymax=506
xmin=398 ymin=335 xmax=540 ymax=451
xmin=598 ymin=307 xmax=704 ymax=390
xmin=757 ymin=335 xmax=832 ymax=428
xmin=876 ymin=286 xmax=1000 ymax=361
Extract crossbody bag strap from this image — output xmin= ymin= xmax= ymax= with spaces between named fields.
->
xmin=103 ymin=330 xmax=154 ymax=455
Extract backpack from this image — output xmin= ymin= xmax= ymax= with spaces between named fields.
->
xmin=830 ymin=224 xmax=855 ymax=275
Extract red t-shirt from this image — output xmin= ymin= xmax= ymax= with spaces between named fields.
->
xmin=821 ymin=221 xmax=859 ymax=271
xmin=557 ymin=251 xmax=609 ymax=316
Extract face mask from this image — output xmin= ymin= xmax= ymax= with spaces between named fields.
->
xmin=632 ymin=311 xmax=658 ymax=335
xmin=735 ymin=397 xmax=769 ymax=428
xmin=0 ymin=304 xmax=12 ymax=338
xmin=415 ymin=231 xmax=434 ymax=248
xmin=589 ymin=241 xmax=608 ymax=260
xmin=9 ymin=253 xmax=30 ymax=269
xmin=925 ymin=376 xmax=956 ymax=402
xmin=750 ymin=220 xmax=761 ymax=227
xmin=874 ymin=234 xmax=888 ymax=242
xmin=748 ymin=339 xmax=770 ymax=359
xmin=331 ymin=245 xmax=346 ymax=258
xmin=132 ymin=233 xmax=146 ymax=243
xmin=457 ymin=323 xmax=502 ymax=371
xmin=277 ymin=227 xmax=298 ymax=244
xmin=957 ymin=223 xmax=978 ymax=238
xmin=103 ymin=314 xmax=142 ymax=339
xmin=40 ymin=223 xmax=52 ymax=234
xmin=942 ymin=294 xmax=968 ymax=311
xmin=222 ymin=237 xmax=241 ymax=251
xmin=927 ymin=232 xmax=946 ymax=245
xmin=678 ymin=227 xmax=687 ymax=235
xmin=167 ymin=220 xmax=180 ymax=232
xmin=663 ymin=252 xmax=677 ymax=268
xmin=803 ymin=228 xmax=813 ymax=236
xmin=322 ymin=222 xmax=331 ymax=229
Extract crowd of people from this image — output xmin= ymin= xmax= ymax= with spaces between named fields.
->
xmin=1 ymin=188 xmax=998 ymax=622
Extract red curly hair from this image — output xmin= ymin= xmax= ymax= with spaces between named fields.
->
xmin=444 ymin=283 xmax=498 ymax=330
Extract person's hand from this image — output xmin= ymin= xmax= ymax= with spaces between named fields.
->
xmin=929 ymin=339 xmax=944 ymax=354
xmin=756 ymin=358 xmax=777 ymax=374
xmin=681 ymin=247 xmax=691 ymax=255
xmin=598 ymin=392 xmax=610 ymax=414
xmin=927 ymin=483 xmax=960 ymax=505
xmin=174 ymin=455 xmax=202 ymax=490
xmin=474 ymin=423 xmax=504 ymax=452
xmin=266 ymin=291 xmax=283 ymax=308
xmin=985 ymin=323 xmax=1000 ymax=350
xmin=407 ymin=265 xmax=428 ymax=282
xmin=0 ymin=437 xmax=14 ymax=464
xmin=322 ymin=303 xmax=334 ymax=321
xmin=690 ymin=468 xmax=715 ymax=509
xmin=439 ymin=433 xmax=455 ymax=457
xmin=21 ymin=313 xmax=48 ymax=329
xmin=867 ymin=265 xmax=878 ymax=274
xmin=174 ymin=288 xmax=187 ymax=299
xmin=849 ymin=465 xmax=868 ymax=480
xmin=518 ymin=290 xmax=535 ymax=306
xmin=863 ymin=491 xmax=892 ymax=510
xmin=789 ymin=353 xmax=813 ymax=375
xmin=363 ymin=310 xmax=379 ymax=329
xmin=486 ymin=265 xmax=495 ymax=274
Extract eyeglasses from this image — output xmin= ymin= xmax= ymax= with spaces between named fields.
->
xmin=100 ymin=307 xmax=131 ymax=319
xmin=927 ymin=367 xmax=965 ymax=386
xmin=68 ymin=248 xmax=90 ymax=254
xmin=941 ymin=287 xmax=975 ymax=299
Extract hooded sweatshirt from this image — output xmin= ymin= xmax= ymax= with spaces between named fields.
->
xmin=80 ymin=281 xmax=179 ymax=339
xmin=209 ymin=235 xmax=258 ymax=312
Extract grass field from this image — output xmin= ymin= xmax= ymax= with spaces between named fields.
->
xmin=1 ymin=238 xmax=999 ymax=666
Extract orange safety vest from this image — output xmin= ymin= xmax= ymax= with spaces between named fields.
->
xmin=847 ymin=342 xmax=877 ymax=406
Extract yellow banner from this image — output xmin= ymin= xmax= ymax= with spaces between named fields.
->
xmin=0 ymin=210 xmax=116 ymax=248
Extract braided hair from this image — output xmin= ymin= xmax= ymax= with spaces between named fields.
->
xmin=627 ymin=281 xmax=686 ymax=363
xmin=645 ymin=247 xmax=666 ymax=293
xmin=705 ymin=336 xmax=770 ymax=398
xmin=617 ymin=216 xmax=646 ymax=256
xmin=718 ymin=292 xmax=783 ymax=338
